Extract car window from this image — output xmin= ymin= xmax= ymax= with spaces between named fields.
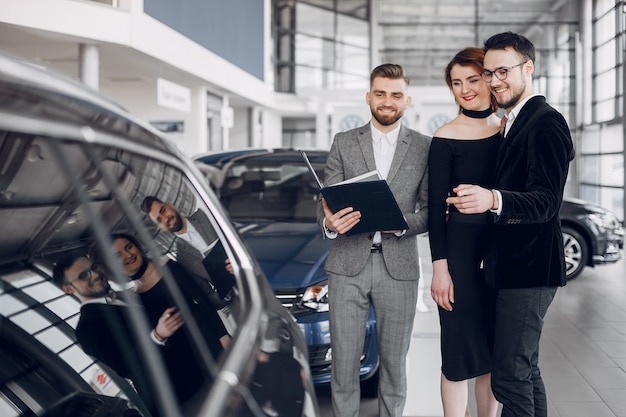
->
xmin=0 ymin=131 xmax=309 ymax=416
xmin=219 ymin=161 xmax=324 ymax=221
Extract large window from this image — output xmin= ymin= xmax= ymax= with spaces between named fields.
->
xmin=581 ymin=0 xmax=625 ymax=220
xmin=592 ymin=1 xmax=620 ymax=122
xmin=273 ymin=0 xmax=370 ymax=93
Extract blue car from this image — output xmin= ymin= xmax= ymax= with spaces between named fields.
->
xmin=195 ymin=148 xmax=380 ymax=396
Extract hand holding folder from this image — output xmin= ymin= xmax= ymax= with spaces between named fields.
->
xmin=300 ymin=150 xmax=409 ymax=236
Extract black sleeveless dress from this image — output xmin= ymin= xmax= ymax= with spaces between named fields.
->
xmin=427 ymin=133 xmax=500 ymax=380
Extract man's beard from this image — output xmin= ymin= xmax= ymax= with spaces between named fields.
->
xmin=495 ymin=82 xmax=526 ymax=110
xmin=169 ymin=211 xmax=184 ymax=233
xmin=371 ymin=106 xmax=404 ymax=126
xmin=83 ymin=280 xmax=112 ymax=298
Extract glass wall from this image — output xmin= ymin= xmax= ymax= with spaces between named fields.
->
xmin=273 ymin=0 xmax=370 ymax=93
xmin=581 ymin=0 xmax=625 ymax=220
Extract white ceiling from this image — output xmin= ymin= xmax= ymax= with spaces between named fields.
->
xmin=0 ymin=0 xmax=579 ymax=105
xmin=377 ymin=0 xmax=579 ymax=84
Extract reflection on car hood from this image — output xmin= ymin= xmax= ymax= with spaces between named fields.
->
xmin=234 ymin=221 xmax=329 ymax=290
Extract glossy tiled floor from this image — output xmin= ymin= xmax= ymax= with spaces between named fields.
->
xmin=317 ymin=236 xmax=626 ymax=416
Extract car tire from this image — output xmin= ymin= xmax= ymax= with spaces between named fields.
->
xmin=562 ymin=226 xmax=588 ymax=280
xmin=360 ymin=370 xmax=379 ymax=398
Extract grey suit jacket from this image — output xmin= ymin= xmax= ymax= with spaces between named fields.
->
xmin=173 ymin=210 xmax=233 ymax=298
xmin=317 ymin=123 xmax=431 ymax=281
xmin=175 ymin=210 xmax=219 ymax=275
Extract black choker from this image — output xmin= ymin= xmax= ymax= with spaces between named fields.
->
xmin=461 ymin=108 xmax=493 ymax=119
xmin=130 ymin=257 xmax=150 ymax=281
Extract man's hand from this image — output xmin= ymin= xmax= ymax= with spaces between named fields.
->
xmin=322 ymin=198 xmax=361 ymax=234
xmin=446 ymin=184 xmax=494 ymax=214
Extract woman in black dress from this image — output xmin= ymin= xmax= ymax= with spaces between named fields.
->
xmin=108 ymin=232 xmax=230 ymax=408
xmin=427 ymin=47 xmax=501 ymax=417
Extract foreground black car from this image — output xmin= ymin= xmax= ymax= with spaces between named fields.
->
xmin=560 ymin=197 xmax=624 ymax=279
xmin=0 ymin=55 xmax=320 ymax=417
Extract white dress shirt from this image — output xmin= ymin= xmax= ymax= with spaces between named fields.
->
xmin=177 ymin=219 xmax=217 ymax=256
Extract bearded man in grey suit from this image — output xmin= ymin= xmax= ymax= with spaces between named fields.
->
xmin=318 ymin=63 xmax=431 ymax=417
xmin=140 ymin=196 xmax=235 ymax=305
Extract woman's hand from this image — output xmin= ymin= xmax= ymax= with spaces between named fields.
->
xmin=430 ymin=259 xmax=454 ymax=311
xmin=154 ymin=306 xmax=184 ymax=341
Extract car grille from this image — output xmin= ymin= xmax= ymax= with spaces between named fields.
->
xmin=274 ymin=288 xmax=315 ymax=317
xmin=274 ymin=289 xmax=300 ymax=308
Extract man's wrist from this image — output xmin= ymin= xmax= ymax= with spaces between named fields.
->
xmin=152 ymin=328 xmax=167 ymax=345
xmin=491 ymin=189 xmax=498 ymax=210
xmin=323 ymin=218 xmax=338 ymax=239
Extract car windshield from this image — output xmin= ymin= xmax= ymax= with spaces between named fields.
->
xmin=218 ymin=162 xmax=324 ymax=222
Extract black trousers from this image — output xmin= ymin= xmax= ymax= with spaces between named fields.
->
xmin=491 ymin=286 xmax=557 ymax=417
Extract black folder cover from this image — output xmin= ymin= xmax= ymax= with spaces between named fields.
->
xmin=320 ymin=181 xmax=409 ymax=236
xmin=299 ymin=150 xmax=408 ymax=236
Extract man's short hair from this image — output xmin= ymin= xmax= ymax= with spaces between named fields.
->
xmin=484 ymin=31 xmax=535 ymax=63
xmin=52 ymin=250 xmax=88 ymax=287
xmin=370 ymin=63 xmax=409 ymax=87
xmin=140 ymin=196 xmax=163 ymax=214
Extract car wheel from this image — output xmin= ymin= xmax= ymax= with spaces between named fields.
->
xmin=360 ymin=370 xmax=379 ymax=398
xmin=562 ymin=226 xmax=588 ymax=280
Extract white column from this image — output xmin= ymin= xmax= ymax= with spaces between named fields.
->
xmin=79 ymin=44 xmax=99 ymax=91
xmin=187 ymin=86 xmax=208 ymax=155
xmin=220 ymin=95 xmax=233 ymax=150
xmin=315 ymin=99 xmax=330 ymax=149
xmin=369 ymin=0 xmax=380 ymax=69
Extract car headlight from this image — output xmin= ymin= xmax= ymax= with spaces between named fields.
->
xmin=588 ymin=212 xmax=621 ymax=231
xmin=301 ymin=280 xmax=329 ymax=312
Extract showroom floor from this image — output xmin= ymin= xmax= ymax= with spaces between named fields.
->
xmin=316 ymin=236 xmax=626 ymax=417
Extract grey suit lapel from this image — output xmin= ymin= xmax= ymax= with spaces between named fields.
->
xmin=357 ymin=123 xmax=377 ymax=173
xmin=387 ymin=124 xmax=410 ymax=182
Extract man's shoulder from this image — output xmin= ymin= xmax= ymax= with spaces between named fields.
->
xmin=401 ymin=124 xmax=431 ymax=141
xmin=335 ymin=123 xmax=369 ymax=138
xmin=187 ymin=209 xmax=209 ymax=223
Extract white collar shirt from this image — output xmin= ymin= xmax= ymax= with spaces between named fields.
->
xmin=502 ymin=93 xmax=542 ymax=137
xmin=370 ymin=123 xmax=401 ymax=243
xmin=371 ymin=124 xmax=400 ymax=180
xmin=177 ymin=219 xmax=215 ymax=255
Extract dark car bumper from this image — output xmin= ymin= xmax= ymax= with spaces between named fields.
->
xmin=593 ymin=228 xmax=624 ymax=264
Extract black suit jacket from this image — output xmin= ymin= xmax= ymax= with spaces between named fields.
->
xmin=76 ymin=303 xmax=158 ymax=416
xmin=487 ymin=96 xmax=575 ymax=288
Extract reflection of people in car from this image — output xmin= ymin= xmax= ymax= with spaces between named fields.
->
xmin=53 ymin=252 xmax=178 ymax=417
xmin=95 ymin=233 xmax=230 ymax=408
xmin=140 ymin=196 xmax=235 ymax=304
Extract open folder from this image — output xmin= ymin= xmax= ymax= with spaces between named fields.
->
xmin=300 ymin=150 xmax=409 ymax=236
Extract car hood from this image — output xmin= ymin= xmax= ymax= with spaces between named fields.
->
xmin=234 ymin=220 xmax=330 ymax=290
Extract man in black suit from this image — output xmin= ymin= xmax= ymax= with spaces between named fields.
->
xmin=447 ymin=32 xmax=575 ymax=417
xmin=53 ymin=252 xmax=184 ymax=417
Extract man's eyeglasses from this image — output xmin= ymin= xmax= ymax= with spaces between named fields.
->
xmin=68 ymin=267 xmax=96 ymax=284
xmin=481 ymin=61 xmax=527 ymax=83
